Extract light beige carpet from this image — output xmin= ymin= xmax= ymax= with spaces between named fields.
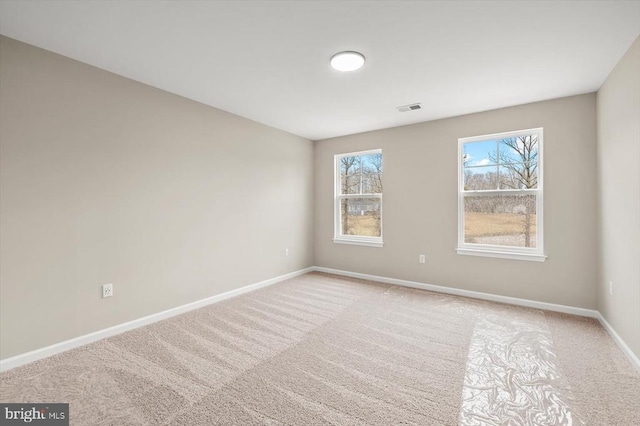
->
xmin=1 ymin=272 xmax=639 ymax=425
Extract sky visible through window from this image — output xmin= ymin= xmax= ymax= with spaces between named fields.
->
xmin=463 ymin=138 xmax=522 ymax=168
xmin=340 ymin=154 xmax=382 ymax=175
xmin=464 ymin=140 xmax=498 ymax=167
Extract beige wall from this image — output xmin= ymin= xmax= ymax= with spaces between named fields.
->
xmin=597 ymin=37 xmax=640 ymax=358
xmin=0 ymin=36 xmax=314 ymax=359
xmin=315 ymin=94 xmax=598 ymax=308
xmin=4 ymin=33 xmax=636 ymax=362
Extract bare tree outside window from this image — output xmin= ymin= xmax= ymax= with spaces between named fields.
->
xmin=340 ymin=156 xmax=359 ymax=235
xmin=493 ymin=135 xmax=538 ymax=190
xmin=490 ymin=135 xmax=538 ymax=247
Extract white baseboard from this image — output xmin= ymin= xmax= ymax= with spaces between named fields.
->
xmin=3 ymin=266 xmax=638 ymax=374
xmin=312 ymin=266 xmax=640 ymax=372
xmin=313 ymin=267 xmax=598 ymax=318
xmin=0 ymin=267 xmax=314 ymax=372
xmin=596 ymin=312 xmax=640 ymax=372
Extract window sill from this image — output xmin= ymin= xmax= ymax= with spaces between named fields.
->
xmin=456 ymin=247 xmax=547 ymax=262
xmin=333 ymin=238 xmax=384 ymax=248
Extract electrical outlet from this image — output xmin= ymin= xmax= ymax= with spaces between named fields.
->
xmin=285 ymin=248 xmax=290 ymax=257
xmin=102 ymin=283 xmax=113 ymax=298
xmin=609 ymin=281 xmax=613 ymax=296
xmin=419 ymin=254 xmax=426 ymax=264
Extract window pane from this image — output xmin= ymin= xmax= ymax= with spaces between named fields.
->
xmin=499 ymin=166 xmax=538 ymax=189
xmin=463 ymin=140 xmax=497 ymax=167
xmin=464 ymin=194 xmax=537 ymax=248
xmin=361 ymin=153 xmax=383 ymax=193
xmin=499 ymin=135 xmax=539 ymax=164
xmin=340 ymin=156 xmax=361 ymax=194
xmin=498 ymin=135 xmax=539 ymax=189
xmin=499 ymin=138 xmax=525 ymax=164
xmin=340 ymin=153 xmax=383 ymax=195
xmin=361 ymin=153 xmax=382 ymax=170
xmin=464 ymin=166 xmax=499 ymax=190
xmin=339 ymin=197 xmax=381 ymax=237
xmin=361 ymin=173 xmax=382 ymax=193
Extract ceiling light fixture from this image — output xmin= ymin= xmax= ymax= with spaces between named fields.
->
xmin=330 ymin=51 xmax=366 ymax=72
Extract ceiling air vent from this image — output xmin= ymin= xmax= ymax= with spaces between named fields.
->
xmin=397 ymin=103 xmax=422 ymax=112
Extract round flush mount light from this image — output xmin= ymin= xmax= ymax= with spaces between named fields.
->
xmin=330 ymin=51 xmax=366 ymax=72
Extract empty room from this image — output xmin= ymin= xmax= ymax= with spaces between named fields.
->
xmin=1 ymin=1 xmax=639 ymax=425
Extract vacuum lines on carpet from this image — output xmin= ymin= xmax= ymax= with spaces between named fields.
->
xmin=1 ymin=272 xmax=638 ymax=424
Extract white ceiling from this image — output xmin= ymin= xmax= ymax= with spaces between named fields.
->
xmin=1 ymin=1 xmax=639 ymax=140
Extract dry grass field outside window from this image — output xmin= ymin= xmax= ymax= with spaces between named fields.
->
xmin=343 ymin=214 xmax=381 ymax=237
xmin=465 ymin=212 xmax=538 ymax=247
xmin=344 ymin=212 xmax=537 ymax=245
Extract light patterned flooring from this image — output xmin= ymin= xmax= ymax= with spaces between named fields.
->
xmin=1 ymin=272 xmax=639 ymax=425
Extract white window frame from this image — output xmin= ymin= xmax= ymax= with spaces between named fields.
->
xmin=456 ymin=128 xmax=546 ymax=262
xmin=334 ymin=149 xmax=383 ymax=247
